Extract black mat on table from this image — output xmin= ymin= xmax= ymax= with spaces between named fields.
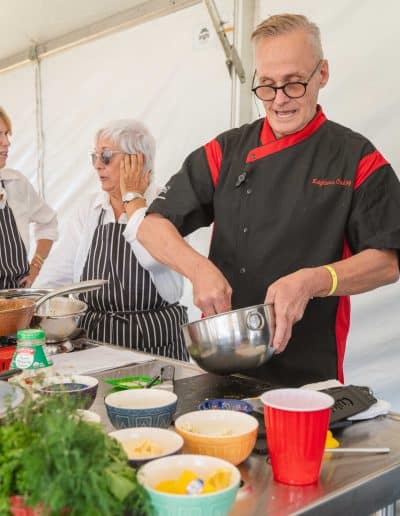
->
xmin=173 ymin=374 xmax=376 ymax=422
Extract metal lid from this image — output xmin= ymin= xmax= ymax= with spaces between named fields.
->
xmin=17 ymin=329 xmax=46 ymax=340
xmin=0 ymin=288 xmax=54 ymax=299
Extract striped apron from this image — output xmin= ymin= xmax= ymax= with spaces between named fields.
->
xmin=0 ymin=180 xmax=29 ymax=288
xmin=79 ymin=210 xmax=189 ymax=361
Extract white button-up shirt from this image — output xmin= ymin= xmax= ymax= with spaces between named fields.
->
xmin=0 ymin=168 xmax=58 ymax=251
xmin=35 ymin=190 xmax=183 ymax=303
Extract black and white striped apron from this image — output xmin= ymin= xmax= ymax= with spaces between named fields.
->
xmin=0 ymin=179 xmax=29 ymax=288
xmin=79 ymin=210 xmax=189 ymax=361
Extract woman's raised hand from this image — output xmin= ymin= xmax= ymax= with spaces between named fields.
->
xmin=120 ymin=153 xmax=151 ymax=197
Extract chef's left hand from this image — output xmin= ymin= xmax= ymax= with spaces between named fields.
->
xmin=120 ymin=153 xmax=151 ymax=198
xmin=265 ymin=269 xmax=316 ymax=353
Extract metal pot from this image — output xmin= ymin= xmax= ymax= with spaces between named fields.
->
xmin=0 ymin=280 xmax=107 ymax=338
xmin=182 ymin=304 xmax=275 ymax=375
xmin=32 ymin=296 xmax=88 ymax=343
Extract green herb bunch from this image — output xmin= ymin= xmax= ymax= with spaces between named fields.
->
xmin=0 ymin=395 xmax=151 ymax=515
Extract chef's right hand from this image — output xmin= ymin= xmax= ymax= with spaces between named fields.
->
xmin=190 ymin=258 xmax=232 ymax=316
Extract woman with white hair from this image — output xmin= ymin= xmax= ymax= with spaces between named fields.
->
xmin=37 ymin=119 xmax=189 ymax=360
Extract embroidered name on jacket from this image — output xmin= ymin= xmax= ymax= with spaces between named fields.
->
xmin=312 ymin=178 xmax=352 ymax=187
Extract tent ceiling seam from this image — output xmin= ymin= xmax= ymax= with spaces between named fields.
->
xmin=0 ymin=0 xmax=201 ymax=74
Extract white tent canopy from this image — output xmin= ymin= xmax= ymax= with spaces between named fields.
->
xmin=1 ymin=0 xmax=399 ymax=407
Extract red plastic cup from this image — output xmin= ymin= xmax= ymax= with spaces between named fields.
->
xmin=261 ymin=388 xmax=334 ymax=486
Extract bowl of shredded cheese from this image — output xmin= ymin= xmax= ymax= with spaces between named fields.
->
xmin=174 ymin=409 xmax=259 ymax=465
xmin=109 ymin=427 xmax=184 ymax=467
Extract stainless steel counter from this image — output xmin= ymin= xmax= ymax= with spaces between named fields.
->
xmin=91 ymin=355 xmax=400 ymax=516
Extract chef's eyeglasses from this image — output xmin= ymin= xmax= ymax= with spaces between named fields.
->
xmin=90 ymin=150 xmax=123 ymax=166
xmin=251 ymin=60 xmax=322 ymax=101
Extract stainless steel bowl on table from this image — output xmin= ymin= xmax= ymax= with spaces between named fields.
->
xmin=182 ymin=304 xmax=275 ymax=375
xmin=32 ymin=296 xmax=88 ymax=343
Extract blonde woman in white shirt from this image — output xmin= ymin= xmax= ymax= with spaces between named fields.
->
xmin=37 ymin=119 xmax=189 ymax=360
xmin=0 ymin=107 xmax=58 ymax=288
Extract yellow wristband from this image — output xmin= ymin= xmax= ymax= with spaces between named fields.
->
xmin=324 ymin=265 xmax=338 ymax=296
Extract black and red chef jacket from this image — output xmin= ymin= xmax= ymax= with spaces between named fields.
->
xmin=147 ymin=106 xmax=400 ymax=386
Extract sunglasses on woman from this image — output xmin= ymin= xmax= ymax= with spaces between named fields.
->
xmin=90 ymin=150 xmax=123 ymax=166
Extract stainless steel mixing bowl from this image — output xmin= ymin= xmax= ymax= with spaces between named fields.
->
xmin=32 ymin=296 xmax=87 ymax=343
xmin=182 ymin=304 xmax=275 ymax=375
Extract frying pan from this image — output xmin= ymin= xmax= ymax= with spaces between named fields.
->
xmin=0 ymin=279 xmax=108 ymax=337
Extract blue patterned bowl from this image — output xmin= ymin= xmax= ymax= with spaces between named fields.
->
xmin=105 ymin=388 xmax=177 ymax=429
xmin=198 ymin=398 xmax=253 ymax=414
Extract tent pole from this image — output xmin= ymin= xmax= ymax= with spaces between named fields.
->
xmin=230 ymin=0 xmax=239 ymax=128
xmin=204 ymin=0 xmax=245 ymax=86
xmin=230 ymin=0 xmax=255 ymax=127
xmin=30 ymin=46 xmax=46 ymax=200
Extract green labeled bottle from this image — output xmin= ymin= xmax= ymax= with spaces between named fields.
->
xmin=11 ymin=329 xmax=53 ymax=371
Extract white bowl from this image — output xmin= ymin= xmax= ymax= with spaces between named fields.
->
xmin=109 ymin=427 xmax=183 ymax=466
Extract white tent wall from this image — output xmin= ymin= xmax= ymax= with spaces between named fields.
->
xmin=255 ymin=0 xmax=400 ymax=407
xmin=40 ymin=1 xmax=234 ymax=224
xmin=0 ymin=1 xmax=234 ymax=320
xmin=0 ymin=65 xmax=38 ymax=187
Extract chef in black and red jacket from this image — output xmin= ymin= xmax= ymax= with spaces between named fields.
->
xmin=136 ymin=13 xmax=400 ymax=387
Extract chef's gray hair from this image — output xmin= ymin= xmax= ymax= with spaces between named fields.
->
xmin=251 ymin=14 xmax=323 ymax=60
xmin=95 ymin=119 xmax=155 ymax=173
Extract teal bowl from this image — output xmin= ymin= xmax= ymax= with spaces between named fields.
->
xmin=138 ymin=454 xmax=241 ymax=516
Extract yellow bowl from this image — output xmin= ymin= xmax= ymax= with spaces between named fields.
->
xmin=174 ymin=410 xmax=258 ymax=465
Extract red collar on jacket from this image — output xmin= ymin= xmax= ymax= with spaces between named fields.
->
xmin=246 ymin=105 xmax=327 ymax=163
